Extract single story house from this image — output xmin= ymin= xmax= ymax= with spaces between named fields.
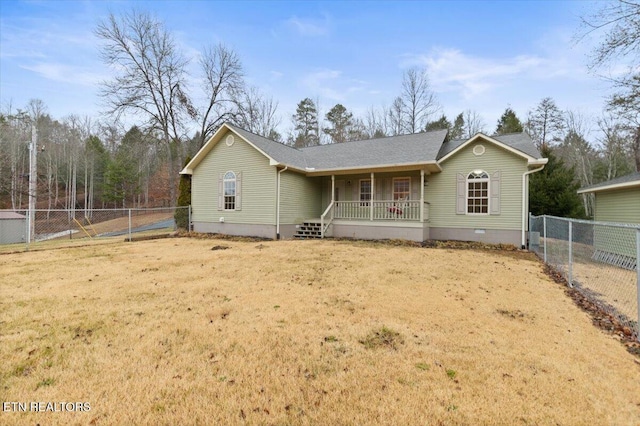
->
xmin=181 ymin=123 xmax=548 ymax=247
xmin=0 ymin=211 xmax=26 ymax=244
xmin=577 ymin=171 xmax=640 ymax=267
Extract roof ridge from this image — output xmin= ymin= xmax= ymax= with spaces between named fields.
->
xmin=300 ymin=128 xmax=448 ymax=151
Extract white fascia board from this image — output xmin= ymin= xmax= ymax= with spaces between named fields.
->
xmin=304 ymin=161 xmax=442 ymax=175
xmin=528 ymin=158 xmax=549 ymax=167
xmin=577 ymin=180 xmax=640 ymax=194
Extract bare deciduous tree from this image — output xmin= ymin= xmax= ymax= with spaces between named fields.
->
xmin=580 ymin=0 xmax=640 ymax=170
xmin=96 ymin=10 xmax=191 ymax=204
xmin=198 ymin=43 xmax=244 ymax=147
xmin=364 ymin=106 xmax=387 ymax=139
xmin=386 ymin=97 xmax=405 ymax=136
xmin=526 ymin=97 xmax=565 ymax=149
xmin=596 ymin=114 xmax=636 ymax=180
xmin=462 ymin=109 xmax=485 ymax=138
xmin=400 ymin=67 xmax=440 ymax=134
xmin=232 ymin=86 xmax=281 ymax=139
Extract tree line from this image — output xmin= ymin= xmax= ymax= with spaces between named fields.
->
xmin=1 ymin=2 xmax=638 ymax=218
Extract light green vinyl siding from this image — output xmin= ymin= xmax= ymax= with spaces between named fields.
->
xmin=191 ymin=131 xmax=276 ymax=224
xmin=593 ymin=187 xmax=640 ymax=258
xmin=594 ymin=188 xmax=640 ymax=224
xmin=280 ymin=172 xmax=322 ymax=223
xmin=426 ymin=141 xmax=528 ymax=230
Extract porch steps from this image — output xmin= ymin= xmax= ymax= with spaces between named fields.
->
xmin=293 ymin=220 xmax=322 ymax=239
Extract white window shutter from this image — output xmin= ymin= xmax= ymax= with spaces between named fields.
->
xmin=456 ymin=173 xmax=466 ymax=214
xmin=490 ymin=171 xmax=501 ymax=215
xmin=218 ymin=173 xmax=224 ymax=211
xmin=235 ymin=172 xmax=242 ymax=211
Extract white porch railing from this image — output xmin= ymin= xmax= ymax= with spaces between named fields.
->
xmin=333 ymin=200 xmax=426 ymax=221
xmin=320 ymin=201 xmax=334 ymax=238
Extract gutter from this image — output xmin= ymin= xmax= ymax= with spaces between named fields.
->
xmin=276 ymin=166 xmax=288 ymax=239
xmin=521 ymin=165 xmax=546 ymax=248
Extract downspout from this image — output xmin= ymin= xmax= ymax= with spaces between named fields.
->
xmin=521 ymin=165 xmax=545 ymax=249
xmin=276 ymin=166 xmax=288 ymax=240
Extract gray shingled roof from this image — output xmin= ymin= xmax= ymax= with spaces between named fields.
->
xmin=228 ymin=125 xmax=309 ymax=170
xmin=437 ymin=132 xmax=541 ymax=160
xmin=300 ymin=130 xmax=448 ymax=169
xmin=578 ymin=171 xmax=640 ymax=193
xmin=226 ymin=125 xmax=541 ymax=171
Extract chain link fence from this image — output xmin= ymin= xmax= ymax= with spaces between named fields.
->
xmin=529 ymin=214 xmax=639 ymax=341
xmin=0 ymin=207 xmax=190 ymax=252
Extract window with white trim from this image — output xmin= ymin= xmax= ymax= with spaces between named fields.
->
xmin=467 ymin=170 xmax=489 ymax=214
xmin=359 ymin=179 xmax=371 ymax=206
xmin=393 ymin=177 xmax=410 ymax=201
xmin=223 ymin=171 xmax=236 ymax=210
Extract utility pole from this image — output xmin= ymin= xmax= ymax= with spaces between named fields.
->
xmin=27 ymin=124 xmax=37 ymax=247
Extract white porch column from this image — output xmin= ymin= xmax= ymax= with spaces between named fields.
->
xmin=331 ymin=175 xmax=335 ymax=220
xmin=420 ymin=169 xmax=425 ymax=222
xmin=331 ymin=175 xmax=335 ymax=203
xmin=370 ymin=172 xmax=375 ymax=221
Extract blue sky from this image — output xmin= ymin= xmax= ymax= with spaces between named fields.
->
xmin=0 ymin=0 xmax=611 ymax=137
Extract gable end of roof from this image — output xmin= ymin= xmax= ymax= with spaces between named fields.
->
xmin=437 ymin=132 xmax=542 ymax=164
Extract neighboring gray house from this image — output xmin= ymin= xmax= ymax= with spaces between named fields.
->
xmin=181 ymin=123 xmax=547 ymax=247
xmin=0 ymin=211 xmax=26 ymax=244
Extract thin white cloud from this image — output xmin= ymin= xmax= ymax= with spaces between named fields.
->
xmin=286 ymin=15 xmax=331 ymax=37
xmin=299 ymin=69 xmax=368 ymax=103
xmin=270 ymin=70 xmax=284 ymax=80
xmin=21 ymin=62 xmax=106 ymax=87
xmin=402 ymin=46 xmax=591 ymax=102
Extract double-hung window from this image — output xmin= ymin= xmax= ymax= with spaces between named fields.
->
xmin=359 ymin=179 xmax=371 ymax=206
xmin=393 ymin=177 xmax=410 ymax=201
xmin=467 ymin=170 xmax=489 ymax=214
xmin=223 ymin=171 xmax=236 ymax=210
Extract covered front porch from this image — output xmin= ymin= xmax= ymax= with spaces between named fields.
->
xmin=305 ymin=167 xmax=435 ymax=240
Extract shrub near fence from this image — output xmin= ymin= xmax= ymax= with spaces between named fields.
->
xmin=0 ymin=207 xmax=190 ymax=251
xmin=529 ymin=214 xmax=640 ymax=341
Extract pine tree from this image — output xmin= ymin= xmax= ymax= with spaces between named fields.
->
xmin=450 ymin=113 xmax=465 ymax=140
xmin=323 ymin=104 xmax=354 ymax=143
xmin=174 ymin=156 xmax=192 ymax=229
xmin=291 ymin=98 xmax=319 ymax=147
xmin=495 ymin=107 xmax=523 ymax=135
xmin=526 ymin=98 xmax=564 ymax=149
xmin=425 ymin=114 xmax=451 ymax=132
xmin=529 ymin=145 xmax=585 ymax=218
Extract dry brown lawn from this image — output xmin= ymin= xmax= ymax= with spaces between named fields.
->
xmin=1 ymin=238 xmax=639 ymax=425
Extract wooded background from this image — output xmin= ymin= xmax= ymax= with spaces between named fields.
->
xmin=1 ymin=2 xmax=638 ymax=218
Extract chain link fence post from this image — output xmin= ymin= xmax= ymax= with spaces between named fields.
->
xmin=543 ymin=215 xmax=547 ymax=263
xmin=128 ymin=209 xmax=132 ymax=242
xmin=568 ymin=221 xmax=573 ymax=288
xmin=637 ymin=228 xmax=640 ymax=340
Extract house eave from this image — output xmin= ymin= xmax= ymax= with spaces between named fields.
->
xmin=528 ymin=158 xmax=548 ymax=167
xmin=303 ymin=161 xmax=442 ymax=176
xmin=577 ymin=180 xmax=640 ymax=194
